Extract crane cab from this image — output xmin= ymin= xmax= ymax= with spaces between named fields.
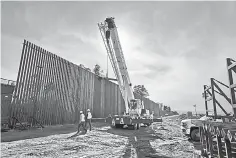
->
xmin=129 ymin=99 xmax=143 ymax=116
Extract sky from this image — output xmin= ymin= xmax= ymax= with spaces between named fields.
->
xmin=1 ymin=1 xmax=236 ymax=113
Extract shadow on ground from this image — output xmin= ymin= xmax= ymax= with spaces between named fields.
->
xmin=97 ymin=124 xmax=172 ymax=158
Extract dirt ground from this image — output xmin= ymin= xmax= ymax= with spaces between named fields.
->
xmin=1 ymin=116 xmax=199 ymax=158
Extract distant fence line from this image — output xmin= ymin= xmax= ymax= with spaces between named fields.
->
xmin=9 ymin=40 xmax=162 ymax=125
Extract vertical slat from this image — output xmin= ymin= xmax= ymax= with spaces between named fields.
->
xmin=71 ymin=64 xmax=77 ymax=123
xmin=59 ymin=58 xmax=69 ymax=123
xmin=211 ymin=78 xmax=217 ymax=119
xmin=50 ymin=54 xmax=57 ymax=125
xmin=62 ymin=60 xmax=71 ymax=123
xmin=227 ymin=58 xmax=236 ymax=115
xmin=11 ymin=40 xmax=26 ymax=125
xmin=55 ymin=56 xmax=65 ymax=124
xmin=69 ymin=63 xmax=75 ymax=122
xmin=225 ymin=138 xmax=232 ymax=158
xmin=34 ymin=46 xmax=44 ymax=122
xmin=41 ymin=49 xmax=47 ymax=125
xmin=14 ymin=41 xmax=30 ymax=120
xmin=101 ymin=79 xmax=105 ymax=117
xmin=52 ymin=54 xmax=61 ymax=124
xmin=216 ymin=135 xmax=223 ymax=158
xmin=51 ymin=54 xmax=59 ymax=124
xmin=18 ymin=41 xmax=31 ymax=105
xmin=57 ymin=57 xmax=64 ymax=123
xmin=79 ymin=67 xmax=85 ymax=113
xmin=77 ymin=65 xmax=82 ymax=120
xmin=88 ymin=72 xmax=92 ymax=112
xmin=74 ymin=64 xmax=79 ymax=122
xmin=44 ymin=50 xmax=51 ymax=125
xmin=84 ymin=70 xmax=88 ymax=112
xmin=12 ymin=40 xmax=26 ymax=106
xmin=38 ymin=47 xmax=47 ymax=125
xmin=22 ymin=43 xmax=34 ymax=106
xmin=45 ymin=51 xmax=52 ymax=125
xmin=204 ymin=85 xmax=209 ymax=116
xmin=47 ymin=52 xmax=54 ymax=125
xmin=65 ymin=62 xmax=74 ymax=122
xmin=30 ymin=45 xmax=42 ymax=122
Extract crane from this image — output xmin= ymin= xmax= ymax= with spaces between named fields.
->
xmin=98 ymin=17 xmax=158 ymax=130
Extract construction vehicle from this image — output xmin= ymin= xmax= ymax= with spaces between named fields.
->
xmin=98 ymin=17 xmax=162 ymax=130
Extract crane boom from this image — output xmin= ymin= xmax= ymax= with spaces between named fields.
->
xmin=98 ymin=17 xmax=140 ymax=115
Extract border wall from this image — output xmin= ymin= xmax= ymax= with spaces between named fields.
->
xmin=1 ymin=79 xmax=16 ymax=121
xmin=9 ymin=40 xmax=161 ymax=125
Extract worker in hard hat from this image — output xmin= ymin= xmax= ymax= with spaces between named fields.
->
xmin=150 ymin=111 xmax=154 ymax=120
xmin=77 ymin=110 xmax=87 ymax=134
xmin=86 ymin=109 xmax=92 ymax=131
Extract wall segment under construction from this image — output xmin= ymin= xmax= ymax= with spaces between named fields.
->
xmin=10 ymin=40 xmax=161 ymax=125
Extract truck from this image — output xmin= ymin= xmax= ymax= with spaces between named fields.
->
xmin=98 ymin=17 xmax=162 ymax=130
xmin=181 ymin=115 xmax=223 ymax=141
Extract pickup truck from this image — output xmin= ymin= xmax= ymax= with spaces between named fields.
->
xmin=180 ymin=115 xmax=223 ymax=141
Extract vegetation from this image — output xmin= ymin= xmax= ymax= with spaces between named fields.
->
xmin=133 ymin=85 xmax=149 ymax=102
xmin=93 ymin=64 xmax=104 ymax=76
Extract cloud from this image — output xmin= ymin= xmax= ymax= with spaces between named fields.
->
xmin=2 ymin=1 xmax=236 ymax=113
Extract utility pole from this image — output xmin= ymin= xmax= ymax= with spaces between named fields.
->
xmin=193 ymin=104 xmax=197 ymax=116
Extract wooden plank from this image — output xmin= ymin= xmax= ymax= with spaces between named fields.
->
xmin=225 ymin=138 xmax=232 ymax=158
xmin=216 ymin=135 xmax=224 ymax=158
xmin=228 ymin=62 xmax=236 ymax=70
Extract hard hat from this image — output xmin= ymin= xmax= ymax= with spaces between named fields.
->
xmin=87 ymin=109 xmax=90 ymax=112
xmin=80 ymin=111 xmax=83 ymax=113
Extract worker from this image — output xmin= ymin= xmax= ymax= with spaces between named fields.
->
xmin=150 ymin=111 xmax=154 ymax=120
xmin=77 ymin=111 xmax=87 ymax=134
xmin=86 ymin=109 xmax=92 ymax=131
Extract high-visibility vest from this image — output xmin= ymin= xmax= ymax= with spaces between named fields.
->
xmin=80 ymin=114 xmax=85 ymax=122
xmin=87 ymin=112 xmax=92 ymax=119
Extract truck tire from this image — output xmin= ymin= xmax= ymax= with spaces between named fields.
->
xmin=137 ymin=123 xmax=140 ymax=129
xmin=115 ymin=124 xmax=123 ymax=128
xmin=128 ymin=124 xmax=137 ymax=130
xmin=191 ymin=129 xmax=200 ymax=141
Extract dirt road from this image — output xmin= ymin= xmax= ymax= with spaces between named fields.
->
xmin=1 ymin=116 xmax=196 ymax=158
